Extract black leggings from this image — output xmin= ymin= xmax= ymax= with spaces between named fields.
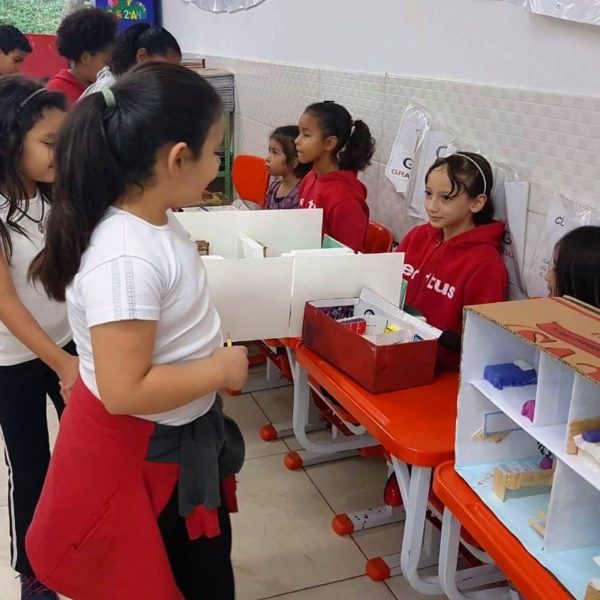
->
xmin=158 ymin=487 xmax=235 ymax=600
xmin=0 ymin=341 xmax=75 ymax=575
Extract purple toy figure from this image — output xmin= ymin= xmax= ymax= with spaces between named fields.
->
xmin=521 ymin=399 xmax=536 ymax=422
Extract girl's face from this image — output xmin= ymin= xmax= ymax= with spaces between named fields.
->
xmin=266 ymin=138 xmax=294 ymax=177
xmin=20 ymin=107 xmax=66 ymax=187
xmin=170 ymin=117 xmax=224 ymax=208
xmin=295 ymin=112 xmax=335 ymax=165
xmin=425 ymin=165 xmax=486 ymax=239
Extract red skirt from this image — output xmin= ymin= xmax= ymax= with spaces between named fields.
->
xmin=26 ymin=379 xmax=236 ymax=600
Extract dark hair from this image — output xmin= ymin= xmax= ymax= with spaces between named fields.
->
xmin=0 ymin=25 xmax=32 ymax=55
xmin=304 ymin=102 xmax=375 ymax=172
xmin=30 ymin=63 xmax=222 ymax=301
xmin=56 ymin=7 xmax=117 ymax=62
xmin=0 ymin=77 xmax=66 ymax=265
xmin=425 ymin=152 xmax=495 ymax=225
xmin=553 ymin=226 xmax=600 ymax=308
xmin=110 ymin=23 xmax=181 ymax=76
xmin=270 ymin=125 xmax=312 ymax=179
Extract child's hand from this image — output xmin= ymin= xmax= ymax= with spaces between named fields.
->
xmin=57 ymin=354 xmax=80 ymax=404
xmin=213 ymin=346 xmax=249 ymax=390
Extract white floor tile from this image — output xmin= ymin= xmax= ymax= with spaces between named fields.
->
xmin=251 ymin=386 xmax=294 ymax=427
xmin=0 ymin=506 xmax=19 ymax=599
xmin=232 ymin=454 xmax=366 ymax=600
xmin=222 ymin=393 xmax=288 ymax=460
xmin=265 ymin=575 xmax=395 ymax=599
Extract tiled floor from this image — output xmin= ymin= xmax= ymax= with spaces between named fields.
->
xmin=0 ymin=386 xmax=445 ymax=599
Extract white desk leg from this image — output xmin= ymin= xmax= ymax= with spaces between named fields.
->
xmin=288 ymin=358 xmax=378 ymax=464
xmin=400 ymin=464 xmax=444 ymax=595
xmin=439 ymin=508 xmax=510 ymax=600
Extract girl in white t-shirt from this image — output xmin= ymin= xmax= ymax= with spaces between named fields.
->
xmin=0 ymin=77 xmax=78 ymax=600
xmin=28 ymin=63 xmax=248 ymax=600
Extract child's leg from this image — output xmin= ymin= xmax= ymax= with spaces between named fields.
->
xmin=159 ymin=488 xmax=235 ymax=600
xmin=0 ymin=359 xmax=55 ymax=576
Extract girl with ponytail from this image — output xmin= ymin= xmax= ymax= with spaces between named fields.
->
xmin=295 ymin=101 xmax=375 ymax=252
xmin=27 ymin=63 xmax=248 ymax=599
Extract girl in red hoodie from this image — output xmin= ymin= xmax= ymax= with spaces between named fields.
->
xmin=398 ymin=152 xmax=508 ymax=370
xmin=296 ymin=102 xmax=375 ymax=252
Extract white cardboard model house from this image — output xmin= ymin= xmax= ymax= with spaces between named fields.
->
xmin=175 ymin=209 xmax=404 ymax=341
xmin=456 ymin=297 xmax=600 ymax=599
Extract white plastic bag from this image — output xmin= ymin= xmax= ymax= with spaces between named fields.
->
xmin=405 ymin=126 xmax=458 ymax=221
xmin=385 ymin=104 xmax=430 ymax=194
xmin=492 ymin=164 xmax=530 ymax=299
xmin=526 ymin=194 xmax=600 ymax=298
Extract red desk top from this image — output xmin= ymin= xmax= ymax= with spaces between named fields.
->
xmin=295 ymin=345 xmax=459 ymax=467
xmin=433 ymin=461 xmax=571 ymax=600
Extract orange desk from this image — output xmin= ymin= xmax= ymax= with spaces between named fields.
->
xmin=434 ymin=461 xmax=572 ymax=600
xmin=294 ymin=346 xmax=459 ymax=593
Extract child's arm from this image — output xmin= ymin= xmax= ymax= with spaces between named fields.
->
xmin=92 ymin=320 xmax=248 ymax=416
xmin=464 ymin=258 xmax=509 ymax=306
xmin=329 ymin=200 xmax=369 ymax=252
xmin=0 ymin=252 xmax=78 ymax=390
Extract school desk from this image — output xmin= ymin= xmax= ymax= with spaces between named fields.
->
xmin=433 ymin=461 xmax=572 ymax=600
xmin=292 ymin=345 xmax=461 ymax=594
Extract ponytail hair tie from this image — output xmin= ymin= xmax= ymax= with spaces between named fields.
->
xmin=100 ymin=87 xmax=116 ymax=108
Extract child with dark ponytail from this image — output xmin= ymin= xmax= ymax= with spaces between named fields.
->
xmin=27 ymin=64 xmax=248 ymax=599
xmin=296 ymin=101 xmax=375 ymax=252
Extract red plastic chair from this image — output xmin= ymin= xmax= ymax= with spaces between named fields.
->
xmin=364 ymin=221 xmax=394 ymax=253
xmin=232 ymin=154 xmax=269 ymax=208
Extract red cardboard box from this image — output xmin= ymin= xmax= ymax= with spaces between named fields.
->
xmin=302 ymin=289 xmax=441 ymax=394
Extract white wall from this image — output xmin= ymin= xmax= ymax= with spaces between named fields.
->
xmin=164 ymin=0 xmax=600 ymax=97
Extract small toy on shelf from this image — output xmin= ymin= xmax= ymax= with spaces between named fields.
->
xmin=538 ymin=443 xmax=554 ymax=470
xmin=583 ymin=428 xmax=600 ymax=443
xmin=567 ymin=417 xmax=600 ymax=454
xmin=492 ymin=459 xmax=555 ymax=502
xmin=484 ymin=361 xmax=537 ymax=390
xmin=574 ymin=434 xmax=600 ymax=472
xmin=528 ymin=509 xmax=547 ymax=537
xmin=521 ymin=399 xmax=536 ymax=422
xmin=585 ymin=579 xmax=600 ymax=600
xmin=196 ymin=240 xmax=210 ymax=256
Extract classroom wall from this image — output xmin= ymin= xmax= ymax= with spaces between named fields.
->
xmin=163 ymin=0 xmax=600 ymax=270
xmin=164 ymin=0 xmax=600 ymax=97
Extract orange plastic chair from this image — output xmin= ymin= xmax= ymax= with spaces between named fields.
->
xmin=364 ymin=221 xmax=394 ymax=253
xmin=232 ymin=154 xmax=270 ymax=208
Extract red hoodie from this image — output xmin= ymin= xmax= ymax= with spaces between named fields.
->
xmin=46 ymin=69 xmax=86 ymax=107
xmin=299 ymin=170 xmax=369 ymax=252
xmin=398 ymin=222 xmax=508 ymax=367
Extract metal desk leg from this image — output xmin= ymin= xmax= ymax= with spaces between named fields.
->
xmin=285 ymin=358 xmax=378 ymax=469
xmin=439 ymin=508 xmax=510 ymax=600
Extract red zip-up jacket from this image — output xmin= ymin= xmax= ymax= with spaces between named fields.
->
xmin=299 ymin=169 xmax=369 ymax=252
xmin=398 ymin=222 xmax=508 ymax=368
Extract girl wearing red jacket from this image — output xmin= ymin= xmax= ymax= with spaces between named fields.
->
xmin=295 ymin=102 xmax=375 ymax=252
xmin=398 ymin=152 xmax=508 ymax=370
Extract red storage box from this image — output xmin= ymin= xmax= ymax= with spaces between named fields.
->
xmin=302 ymin=289 xmax=441 ymax=394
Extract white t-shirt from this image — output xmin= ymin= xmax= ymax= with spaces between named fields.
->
xmin=0 ymin=192 xmax=71 ymax=366
xmin=79 ymin=67 xmax=117 ymax=101
xmin=67 ymin=208 xmax=223 ymax=426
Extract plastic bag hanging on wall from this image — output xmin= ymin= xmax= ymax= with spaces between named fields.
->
xmin=189 ymin=0 xmax=267 ymax=12
xmin=526 ymin=194 xmax=600 ymax=298
xmin=385 ymin=104 xmax=430 ymax=195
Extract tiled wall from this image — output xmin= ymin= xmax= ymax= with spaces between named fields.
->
xmin=206 ymin=55 xmax=600 ymax=270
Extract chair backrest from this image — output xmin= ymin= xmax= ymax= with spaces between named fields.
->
xmin=232 ymin=154 xmax=270 ymax=208
xmin=364 ymin=221 xmax=394 ymax=254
